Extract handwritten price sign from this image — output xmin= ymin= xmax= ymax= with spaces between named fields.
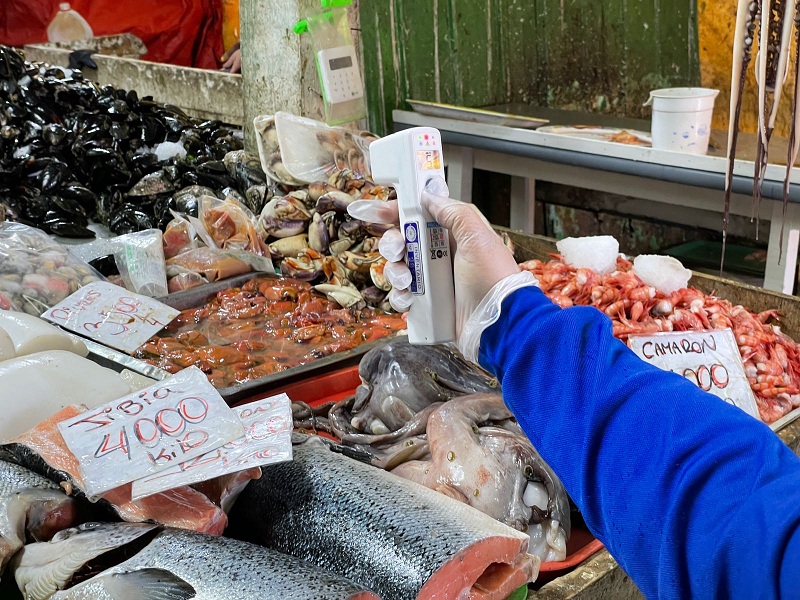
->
xmin=41 ymin=281 xmax=179 ymax=353
xmin=131 ymin=394 xmax=293 ymax=500
xmin=58 ymin=367 xmax=245 ymax=497
xmin=628 ymin=328 xmax=760 ymax=420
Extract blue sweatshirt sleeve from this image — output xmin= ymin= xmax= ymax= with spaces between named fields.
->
xmin=478 ymin=286 xmax=800 ymax=599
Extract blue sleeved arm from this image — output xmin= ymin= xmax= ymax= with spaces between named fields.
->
xmin=478 ymin=286 xmax=800 ymax=599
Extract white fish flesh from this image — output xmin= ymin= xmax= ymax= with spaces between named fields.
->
xmin=0 ymin=311 xmax=87 ymax=358
xmin=0 ymin=351 xmax=132 ymax=441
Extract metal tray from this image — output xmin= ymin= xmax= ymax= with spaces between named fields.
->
xmin=83 ymin=338 xmax=170 ymax=381
xmin=156 ymin=272 xmax=399 ymax=403
xmin=407 ymin=99 xmax=549 ymax=129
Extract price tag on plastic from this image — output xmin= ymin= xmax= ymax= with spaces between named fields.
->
xmin=41 ymin=281 xmax=179 ymax=353
xmin=131 ymin=394 xmax=293 ymax=500
xmin=57 ymin=366 xmax=245 ymax=497
xmin=628 ymin=328 xmax=760 ymax=420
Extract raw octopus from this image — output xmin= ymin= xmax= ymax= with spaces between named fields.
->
xmin=135 ymin=276 xmax=406 ymax=389
xmin=326 ymin=339 xmax=571 ymax=562
xmin=520 ymin=254 xmax=800 ymax=423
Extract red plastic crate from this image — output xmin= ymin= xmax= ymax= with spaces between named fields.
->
xmin=235 ymin=365 xmax=605 ymax=580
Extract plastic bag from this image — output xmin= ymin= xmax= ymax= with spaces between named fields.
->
xmin=199 ymin=195 xmax=270 ymax=256
xmin=166 ymin=247 xmax=253 ymax=283
xmin=112 ymin=229 xmax=169 ymax=297
xmin=162 ymin=211 xmax=198 ymax=259
xmin=167 ymin=270 xmax=208 ymax=294
xmin=255 ymin=112 xmax=378 ymax=186
xmin=0 ymin=222 xmax=104 ymax=314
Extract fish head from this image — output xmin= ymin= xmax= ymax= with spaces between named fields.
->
xmin=13 ymin=522 xmax=162 ymax=600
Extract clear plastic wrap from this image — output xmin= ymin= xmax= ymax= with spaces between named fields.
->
xmin=0 ymin=222 xmax=104 ymax=314
xmin=272 ymin=111 xmax=377 ymax=183
xmin=165 ymin=247 xmax=255 ymax=283
xmin=162 ymin=211 xmax=199 ymax=259
xmin=199 ymin=195 xmax=269 ymax=256
xmin=112 ymin=229 xmax=169 ymax=297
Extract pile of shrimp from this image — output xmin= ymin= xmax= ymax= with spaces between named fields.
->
xmin=519 ymin=255 xmax=800 ymax=424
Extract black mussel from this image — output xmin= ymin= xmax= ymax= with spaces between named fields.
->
xmin=109 ymin=204 xmax=154 ymax=234
xmin=0 ymin=126 xmax=20 ymax=140
xmin=163 ymin=164 xmax=180 ymax=182
xmin=109 ymin=121 xmax=130 ymax=140
xmin=21 ymin=121 xmax=42 ymax=143
xmin=0 ymin=46 xmax=27 ymax=80
xmin=220 ymin=187 xmax=246 ymax=204
xmin=61 ymin=182 xmax=97 ymax=212
xmin=88 ymin=254 xmax=119 ymax=277
xmin=128 ymin=151 xmax=159 ymax=172
xmin=362 ymin=286 xmax=388 ymax=307
xmin=42 ymin=123 xmax=69 ymax=145
xmin=108 ymin=99 xmax=130 ymax=120
xmin=51 ymin=195 xmax=87 ymax=217
xmin=37 ymin=160 xmax=72 ymax=192
xmin=127 ymin=170 xmax=176 ymax=197
xmin=125 ymin=89 xmax=138 ymax=106
xmin=47 ymin=220 xmax=95 ymax=238
xmin=245 ymin=184 xmax=271 ymax=215
xmin=96 ymin=190 xmax=123 ymax=223
xmin=140 ymin=116 xmax=165 ymax=144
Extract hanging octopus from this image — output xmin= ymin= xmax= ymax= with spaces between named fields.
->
xmin=724 ymin=0 xmax=797 ymax=269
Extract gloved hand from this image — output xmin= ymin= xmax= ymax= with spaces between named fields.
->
xmin=348 ymin=180 xmax=537 ymax=362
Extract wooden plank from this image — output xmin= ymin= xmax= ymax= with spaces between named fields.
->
xmin=435 ymin=0 xmax=459 ymax=105
xmin=360 ymin=2 xmax=396 ymax=135
xmin=393 ymin=0 xmax=436 ymax=103
xmin=449 ymin=0 xmax=497 ymax=107
xmin=499 ymin=0 xmax=539 ymax=105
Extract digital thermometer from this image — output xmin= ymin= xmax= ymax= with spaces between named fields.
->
xmin=369 ymin=127 xmax=456 ymax=344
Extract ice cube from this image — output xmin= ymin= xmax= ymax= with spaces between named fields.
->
xmin=556 ymin=236 xmax=619 ymax=274
xmin=154 ymin=141 xmax=187 ymax=161
xmin=632 ymin=254 xmax=691 ymax=295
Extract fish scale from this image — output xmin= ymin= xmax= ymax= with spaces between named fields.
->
xmin=227 ymin=438 xmax=537 ymax=600
xmin=51 ymin=528 xmax=379 ymax=600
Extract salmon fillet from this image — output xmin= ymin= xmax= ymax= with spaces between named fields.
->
xmin=11 ymin=405 xmax=227 ymax=535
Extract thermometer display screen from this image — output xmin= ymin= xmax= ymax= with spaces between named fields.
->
xmin=329 ymin=56 xmax=353 ymax=71
xmin=416 ymin=150 xmax=441 ymax=171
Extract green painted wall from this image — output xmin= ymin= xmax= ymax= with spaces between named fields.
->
xmin=359 ymin=0 xmax=701 ymax=135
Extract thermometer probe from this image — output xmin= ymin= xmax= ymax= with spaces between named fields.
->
xmin=369 ymin=127 xmax=456 ymax=344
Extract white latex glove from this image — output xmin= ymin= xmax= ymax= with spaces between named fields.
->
xmin=348 ymin=180 xmax=537 ymax=362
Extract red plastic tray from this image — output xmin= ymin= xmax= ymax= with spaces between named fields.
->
xmin=235 ymin=365 xmax=605 ymax=580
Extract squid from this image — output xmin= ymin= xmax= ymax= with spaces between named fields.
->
xmin=724 ymin=0 xmax=797 ymax=270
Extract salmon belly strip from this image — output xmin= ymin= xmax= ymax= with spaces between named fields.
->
xmin=12 ymin=405 xmax=227 ymax=535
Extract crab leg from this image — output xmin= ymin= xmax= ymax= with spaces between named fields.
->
xmin=723 ymin=0 xmax=761 ymax=273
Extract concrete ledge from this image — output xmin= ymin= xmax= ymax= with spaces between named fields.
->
xmin=22 ymin=45 xmax=244 ymax=125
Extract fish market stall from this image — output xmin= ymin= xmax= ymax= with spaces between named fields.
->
xmin=5 ymin=40 xmax=800 ymax=599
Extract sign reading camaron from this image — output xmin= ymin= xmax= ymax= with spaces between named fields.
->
xmin=627 ymin=328 xmax=760 ymax=420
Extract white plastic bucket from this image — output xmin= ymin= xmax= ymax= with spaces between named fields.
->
xmin=644 ymin=88 xmax=719 ymax=155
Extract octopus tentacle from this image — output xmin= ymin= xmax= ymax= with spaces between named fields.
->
xmin=724 ymin=0 xmax=761 ymax=273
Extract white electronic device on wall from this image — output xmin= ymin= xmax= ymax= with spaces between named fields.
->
xmin=369 ymin=127 xmax=456 ymax=345
xmin=303 ymin=5 xmax=366 ymax=125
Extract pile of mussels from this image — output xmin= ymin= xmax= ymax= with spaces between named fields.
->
xmin=0 ymin=45 xmax=272 ymax=237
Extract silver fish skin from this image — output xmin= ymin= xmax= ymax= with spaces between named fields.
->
xmin=0 ymin=459 xmax=77 ymax=573
xmin=227 ymin=437 xmax=538 ymax=600
xmin=13 ymin=522 xmax=160 ymax=600
xmin=40 ymin=524 xmax=379 ymax=600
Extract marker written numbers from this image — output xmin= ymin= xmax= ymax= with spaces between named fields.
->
xmin=57 ymin=367 xmax=245 ymax=497
xmin=628 ymin=328 xmax=761 ymax=420
xmin=131 ymin=394 xmax=293 ymax=500
xmin=41 ymin=281 xmax=179 ymax=353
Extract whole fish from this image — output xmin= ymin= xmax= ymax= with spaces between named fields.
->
xmin=330 ymin=337 xmax=499 ymax=436
xmin=227 ymin=436 xmax=539 ymax=600
xmin=13 ymin=522 xmax=379 ymax=600
xmin=0 ymin=459 xmax=78 ymax=573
